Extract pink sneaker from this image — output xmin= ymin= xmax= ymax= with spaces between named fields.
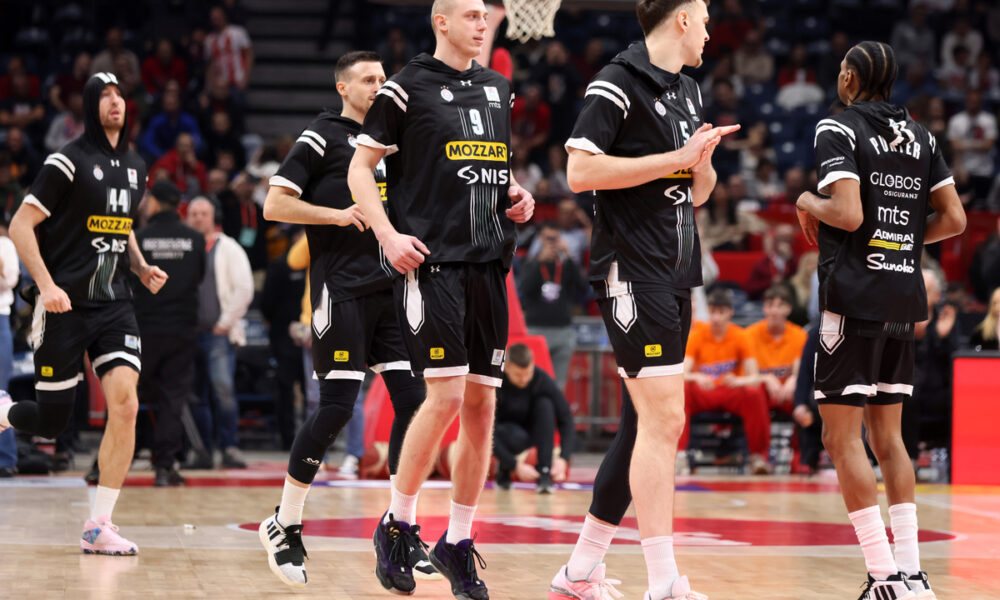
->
xmin=0 ymin=390 xmax=12 ymax=433
xmin=80 ymin=517 xmax=138 ymax=556
xmin=549 ymin=564 xmax=623 ymax=600
xmin=644 ymin=576 xmax=708 ymax=600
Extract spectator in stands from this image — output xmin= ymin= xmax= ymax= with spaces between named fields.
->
xmin=746 ymin=224 xmax=799 ymax=300
xmin=921 ymin=97 xmax=952 ymax=163
xmin=142 ymin=38 xmax=189 ymax=97
xmin=0 ymin=71 xmax=46 ymax=142
xmin=0 ymin=153 xmax=24 ymax=225
xmin=533 ymin=40 xmax=582 ymax=146
xmin=0 ymin=56 xmax=40 ymax=100
xmin=970 ymin=216 xmax=1000 ymax=303
xmin=792 ymin=326 xmax=823 ymax=473
xmin=938 ymin=45 xmax=971 ymax=95
xmin=940 ymin=16 xmax=983 ymax=74
xmin=789 ymin=250 xmax=818 ymax=326
xmin=745 ymin=285 xmax=807 ymax=414
xmin=44 ymin=91 xmax=85 ymax=152
xmin=904 ymin=269 xmax=960 ymax=459
xmin=0 ymin=227 xmax=18 ymax=477
xmin=969 ymin=287 xmax=1000 ymax=351
xmin=747 ymin=157 xmax=782 ymax=203
xmin=198 ymin=72 xmax=246 ymax=135
xmin=186 ymin=197 xmax=254 ymax=470
xmin=143 ymin=89 xmax=203 ymax=160
xmin=707 ymin=0 xmax=754 ymax=57
xmin=700 ymin=183 xmax=744 ymax=251
xmin=511 ymin=144 xmax=543 ymax=196
xmin=776 ymin=43 xmax=824 ymax=110
xmin=205 ymin=5 xmax=254 ymax=91
xmin=512 ymin=83 xmax=551 ymax=165
xmin=573 ymin=38 xmax=606 ymax=85
xmin=494 ymin=343 xmax=575 ymax=493
xmin=780 ymin=166 xmax=807 ymax=206
xmin=705 ymin=78 xmax=747 ymax=180
xmin=48 ymin=52 xmax=91 ymax=114
xmin=818 ymin=31 xmax=850 ymax=92
xmin=701 ymin=54 xmax=743 ymax=99
xmin=261 ymin=229 xmax=307 ymax=450
xmin=948 ymin=90 xmax=997 ymax=206
xmin=3 ymin=127 xmax=38 ymax=188
xmin=376 ymin=28 xmax=416 ymax=75
xmin=529 ymin=198 xmax=591 ymax=265
xmin=733 ymin=27 xmax=773 ymax=86
xmin=201 ymin=110 xmax=246 ymax=171
xmin=517 ymin=222 xmax=588 ymax=391
xmin=892 ymin=3 xmax=937 ymax=71
xmin=150 ymin=132 xmax=208 ymax=196
xmin=682 ymin=289 xmax=771 ymax=475
xmin=90 ymin=27 xmax=141 ymax=85
xmin=895 ymin=61 xmax=941 ymax=107
xmin=546 ymin=145 xmax=572 ymax=198
xmin=221 ymin=170 xmax=269 ymax=271
xmin=968 ymin=53 xmax=1000 ymax=101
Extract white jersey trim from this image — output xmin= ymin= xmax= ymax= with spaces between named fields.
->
xmin=618 ymin=363 xmax=685 ymax=379
xmin=817 ymin=171 xmax=860 ymax=196
xmin=295 ymin=135 xmax=325 ymax=157
xmin=91 ymin=351 xmax=141 ymax=371
xmin=36 ymin=374 xmax=84 ymax=391
xmin=22 ymin=194 xmax=51 ymax=218
xmin=268 ymin=175 xmax=303 ymax=196
xmin=323 ymin=370 xmax=367 ymax=381
xmin=876 ymin=382 xmax=914 ymax=396
xmin=584 ymin=88 xmax=628 ymax=118
xmin=44 ymin=154 xmax=75 ymax=182
xmin=423 ymin=365 xmax=470 ymax=379
xmin=565 ymin=137 xmax=606 ymax=156
xmin=930 ymin=176 xmax=955 ymax=192
xmin=467 ymin=373 xmax=503 ymax=387
xmin=370 ymin=361 xmax=411 ymax=373
xmin=587 ymin=81 xmax=630 ymax=108
xmin=356 ymin=134 xmax=399 ymax=157
xmin=377 ymin=87 xmax=407 ymax=113
xmin=382 ymin=80 xmax=408 ymax=101
xmin=300 ymin=130 xmax=327 ymax=148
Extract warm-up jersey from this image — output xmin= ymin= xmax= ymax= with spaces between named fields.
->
xmin=814 ymin=101 xmax=953 ymax=327
xmin=270 ymin=109 xmax=392 ymax=305
xmin=358 ymin=53 xmax=516 ymax=268
xmin=566 ymin=42 xmax=705 ymax=298
xmin=23 ymin=136 xmax=146 ymax=306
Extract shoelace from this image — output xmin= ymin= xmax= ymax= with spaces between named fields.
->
xmin=462 ymin=538 xmax=488 ymax=584
xmin=856 ymin=578 xmax=874 ymax=600
xmin=402 ymin=525 xmax=430 ymax=558
xmin=587 ymin=576 xmax=624 ymax=600
xmin=681 ymin=591 xmax=708 ymax=600
xmin=277 ymin=524 xmax=308 ymax=560
xmin=385 ymin=519 xmax=409 ymax=567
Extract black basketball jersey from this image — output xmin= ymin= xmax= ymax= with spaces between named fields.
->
xmin=566 ymin=42 xmax=704 ymax=298
xmin=24 ymin=137 xmax=146 ymax=307
xmin=814 ymin=101 xmax=954 ymax=327
xmin=271 ymin=109 xmax=392 ymax=305
xmin=358 ymin=53 xmax=516 ymax=268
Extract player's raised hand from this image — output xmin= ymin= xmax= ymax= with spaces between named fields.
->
xmin=382 ymin=231 xmax=430 ymax=274
xmin=506 ymin=185 xmax=535 ymax=223
xmin=330 ymin=204 xmax=368 ymax=231
xmin=141 ymin=265 xmax=169 ymax=294
xmin=679 ymin=123 xmax=740 ymax=170
xmin=39 ymin=284 xmax=72 ymax=313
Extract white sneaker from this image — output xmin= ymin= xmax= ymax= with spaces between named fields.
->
xmin=549 ymin=563 xmax=623 ymax=600
xmin=902 ymin=571 xmax=936 ymax=599
xmin=338 ymin=454 xmax=359 ymax=476
xmin=645 ymin=575 xmax=707 ymax=600
xmin=0 ymin=390 xmax=12 ymax=433
xmin=258 ymin=510 xmax=308 ymax=588
xmin=858 ymin=573 xmax=916 ymax=600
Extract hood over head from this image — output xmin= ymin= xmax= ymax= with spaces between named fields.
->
xmin=83 ymin=72 xmax=129 ymax=155
xmin=846 ymin=100 xmax=912 ymax=145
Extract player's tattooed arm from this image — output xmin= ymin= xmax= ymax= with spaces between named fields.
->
xmin=795 ymin=179 xmax=864 ymax=244
xmin=128 ymin=232 xmax=169 ymax=294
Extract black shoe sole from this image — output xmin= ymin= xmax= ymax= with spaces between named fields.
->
xmin=373 ymin=528 xmax=415 ymax=595
xmin=428 ymin=549 xmax=488 ymax=600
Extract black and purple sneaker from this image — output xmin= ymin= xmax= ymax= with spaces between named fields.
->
xmin=373 ymin=512 xmax=416 ymax=595
xmin=428 ymin=530 xmax=489 ymax=600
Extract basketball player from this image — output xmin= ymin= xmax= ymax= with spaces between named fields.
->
xmin=348 ymin=1 xmax=534 ymax=597
xmin=0 ymin=72 xmax=167 ymax=555
xmin=547 ymin=1 xmax=739 ymax=599
xmin=257 ymin=51 xmax=432 ymax=588
xmin=795 ymin=41 xmax=965 ymax=600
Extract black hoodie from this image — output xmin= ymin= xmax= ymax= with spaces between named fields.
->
xmin=24 ymin=72 xmax=148 ymax=306
xmin=566 ymin=41 xmax=705 ymax=295
xmin=813 ymin=100 xmax=954 ymax=327
xmin=358 ymin=53 xmax=516 ymax=268
xmin=270 ymin=106 xmax=392 ymax=304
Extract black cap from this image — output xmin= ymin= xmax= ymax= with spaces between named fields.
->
xmin=151 ymin=179 xmax=181 ymax=207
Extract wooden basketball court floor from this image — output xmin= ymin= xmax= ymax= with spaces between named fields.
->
xmin=1 ymin=459 xmax=999 ymax=599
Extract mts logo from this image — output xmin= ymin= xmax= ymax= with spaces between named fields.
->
xmin=877 ymin=205 xmax=909 ymax=226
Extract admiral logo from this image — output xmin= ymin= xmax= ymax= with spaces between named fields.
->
xmin=868 ymin=228 xmax=915 ymax=251
xmin=41 ymin=366 xmax=53 ymax=377
xmin=430 ymin=347 xmax=445 ymax=360
xmin=334 ymin=351 xmax=349 ymax=362
xmin=644 ymin=344 xmax=662 ymax=358
xmin=457 ymin=165 xmax=510 ymax=186
xmin=87 ymin=215 xmax=133 ymax=234
xmin=866 ymin=253 xmax=916 ymax=273
xmin=446 ymin=141 xmax=508 ymax=162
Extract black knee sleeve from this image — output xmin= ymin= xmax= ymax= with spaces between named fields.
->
xmin=8 ymin=388 xmax=76 ymax=439
xmin=382 ymin=371 xmax=425 ymax=475
xmin=589 ymin=384 xmax=637 ymax=525
xmin=286 ymin=380 xmax=359 ymax=484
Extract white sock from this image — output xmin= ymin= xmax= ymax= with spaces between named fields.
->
xmin=889 ymin=502 xmax=920 ymax=575
xmin=385 ymin=483 xmax=418 ymax=525
xmin=446 ymin=500 xmax=476 ymax=544
xmin=92 ymin=486 xmax=120 ymax=522
xmin=849 ymin=505 xmax=897 ymax=579
xmin=277 ymin=479 xmax=311 ymax=526
xmin=0 ymin=400 xmax=12 ymax=427
xmin=642 ymin=536 xmax=679 ymax=599
xmin=566 ymin=516 xmax=617 ymax=580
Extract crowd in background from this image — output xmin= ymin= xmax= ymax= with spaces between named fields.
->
xmin=1 ymin=0 xmax=999 ymax=477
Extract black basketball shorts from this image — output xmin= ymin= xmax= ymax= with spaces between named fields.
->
xmin=814 ymin=310 xmax=915 ymax=407
xmin=597 ymin=287 xmax=692 ymax=379
xmin=394 ymin=260 xmax=509 ymax=387
xmin=310 ymin=287 xmax=411 ymax=381
xmin=30 ymin=300 xmax=142 ymax=393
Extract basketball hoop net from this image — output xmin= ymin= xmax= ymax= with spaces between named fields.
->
xmin=503 ymin=0 xmax=561 ymax=42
